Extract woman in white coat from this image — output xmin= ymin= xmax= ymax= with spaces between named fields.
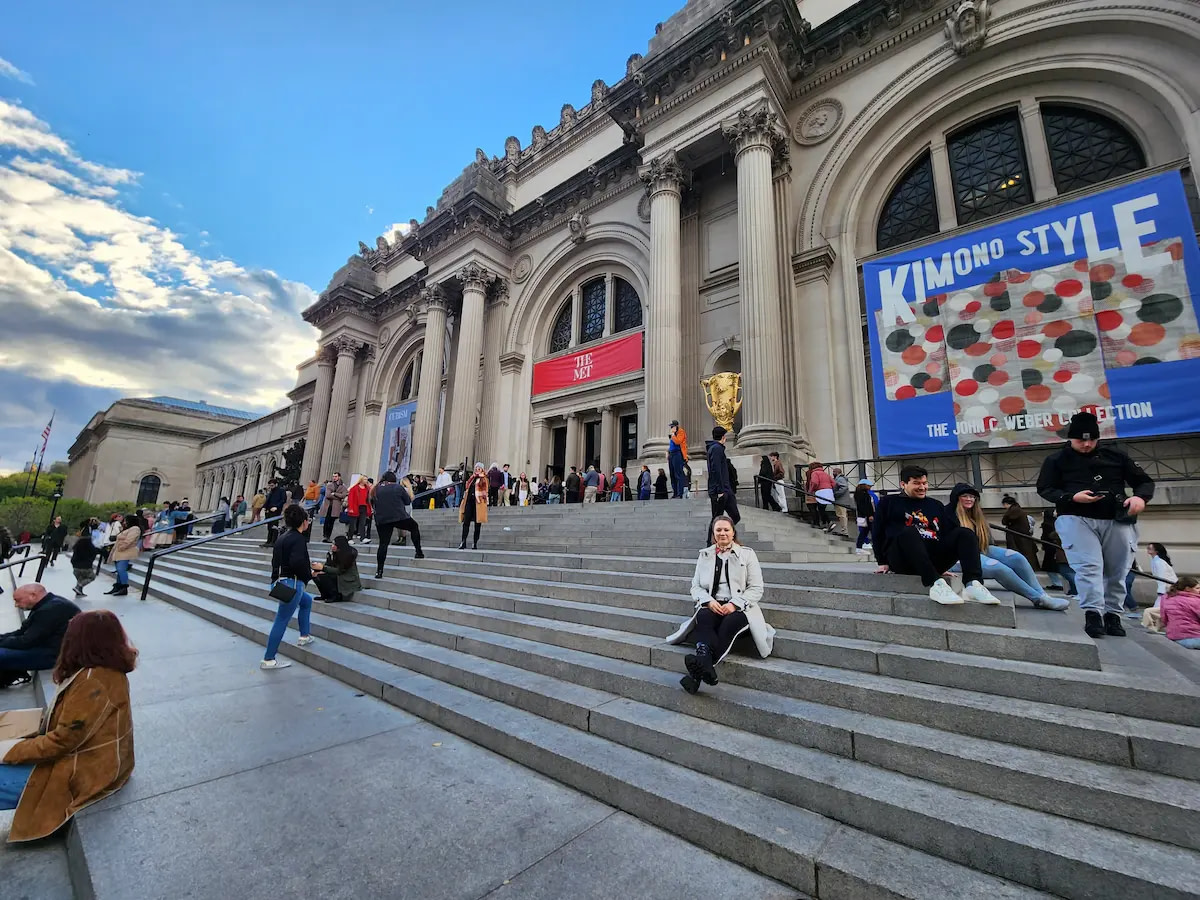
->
xmin=668 ymin=515 xmax=774 ymax=694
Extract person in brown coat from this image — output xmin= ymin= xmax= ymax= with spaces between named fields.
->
xmin=458 ymin=463 xmax=489 ymax=550
xmin=1001 ymin=495 xmax=1040 ymax=569
xmin=0 ymin=609 xmax=137 ymax=842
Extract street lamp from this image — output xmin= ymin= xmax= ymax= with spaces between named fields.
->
xmin=35 ymin=481 xmax=64 ymax=581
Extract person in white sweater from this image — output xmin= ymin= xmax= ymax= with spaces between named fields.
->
xmin=1141 ymin=542 xmax=1178 ymax=632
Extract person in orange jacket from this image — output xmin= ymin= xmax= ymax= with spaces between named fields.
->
xmin=668 ymin=420 xmax=689 ymax=499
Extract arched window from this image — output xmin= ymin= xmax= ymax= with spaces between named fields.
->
xmin=876 ymin=152 xmax=940 ymax=252
xmin=400 ymin=352 xmax=421 ymax=400
xmin=1042 ymin=105 xmax=1146 ymax=194
xmin=614 ymin=278 xmax=642 ymax=332
xmin=549 ymin=299 xmax=572 ymax=353
xmin=137 ymin=474 xmax=161 ymax=506
xmin=580 ymin=278 xmax=606 ymax=343
xmin=947 ymin=111 xmax=1033 ymax=224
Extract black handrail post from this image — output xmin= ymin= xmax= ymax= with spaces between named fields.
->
xmin=970 ymin=452 xmax=983 ymax=490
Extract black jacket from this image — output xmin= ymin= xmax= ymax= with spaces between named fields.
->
xmin=271 ymin=529 xmax=312 ymax=584
xmin=706 ymin=441 xmax=733 ymax=497
xmin=1036 ymin=444 xmax=1154 ymax=520
xmin=264 ymin=486 xmax=289 ymax=513
xmin=871 ymin=492 xmax=955 ymax=565
xmin=654 ymin=473 xmax=668 ymax=498
xmin=0 ymin=593 xmax=80 ymax=652
xmin=70 ymin=538 xmax=100 ymax=569
xmin=373 ymin=482 xmax=411 ymax=525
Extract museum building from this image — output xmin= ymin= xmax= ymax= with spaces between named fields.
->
xmin=186 ymin=0 xmax=1200 ymax=509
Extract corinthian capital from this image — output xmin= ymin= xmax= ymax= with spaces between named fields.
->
xmin=638 ymin=149 xmax=689 ymax=197
xmin=458 ymin=262 xmax=496 ymax=292
xmin=420 ymin=283 xmax=448 ymax=314
xmin=329 ymin=335 xmax=364 ymax=358
xmin=722 ymin=101 xmax=787 ymax=158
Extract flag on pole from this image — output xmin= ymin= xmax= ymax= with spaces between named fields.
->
xmin=40 ymin=411 xmax=54 ymax=457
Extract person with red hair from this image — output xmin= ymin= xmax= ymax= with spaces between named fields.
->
xmin=0 ymin=609 xmax=137 ymax=842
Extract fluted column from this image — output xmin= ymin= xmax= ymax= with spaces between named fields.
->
xmin=300 ymin=352 xmax=335 ymax=483
xmin=530 ymin=418 xmax=548 ymax=481
xmin=599 ymin=406 xmax=617 ymax=475
xmin=564 ymin=412 xmax=581 ymax=475
xmin=410 ymin=285 xmax=448 ymax=476
xmin=445 ymin=262 xmax=495 ymax=465
xmin=320 ymin=337 xmax=360 ymax=479
xmin=722 ymin=103 xmax=791 ymax=449
xmin=638 ymin=149 xmax=688 ymax=458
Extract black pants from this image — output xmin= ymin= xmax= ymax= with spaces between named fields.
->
xmin=690 ymin=608 xmax=749 ymax=661
xmin=361 ymin=513 xmax=372 ymax=540
xmin=707 ymin=493 xmax=741 ymax=544
xmin=322 ymin=512 xmax=336 ymax=542
xmin=312 ymin=571 xmax=340 ymax=602
xmin=376 ymin=518 xmax=421 ymax=572
xmin=347 ymin=505 xmax=369 ymax=539
xmin=885 ymin=526 xmax=983 ymax=587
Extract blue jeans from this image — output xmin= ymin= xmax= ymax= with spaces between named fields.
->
xmin=1175 ymin=638 xmax=1200 ymax=649
xmin=264 ymin=578 xmax=312 ymax=661
xmin=547 ymin=495 xmax=560 ymax=504
xmin=0 ymin=647 xmax=58 ymax=672
xmin=1124 ymin=568 xmax=1139 ymax=611
xmin=115 ymin=559 xmax=131 ymax=585
xmin=638 ymin=488 xmax=650 ymax=501
xmin=608 ymin=491 xmax=623 ymax=502
xmin=0 ymin=763 xmax=34 ymax=810
xmin=952 ymin=546 xmax=1047 ymax=601
xmin=668 ymin=451 xmax=685 ymax=498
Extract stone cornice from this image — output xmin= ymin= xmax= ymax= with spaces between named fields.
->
xmin=499 ymin=351 xmax=526 ymax=376
xmin=792 ymin=246 xmax=837 ymax=283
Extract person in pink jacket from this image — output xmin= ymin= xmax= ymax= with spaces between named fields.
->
xmin=806 ymin=462 xmax=836 ymax=530
xmin=1160 ymin=576 xmax=1200 ymax=650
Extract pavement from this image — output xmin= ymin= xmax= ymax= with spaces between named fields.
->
xmin=0 ymin=555 xmax=798 ymax=900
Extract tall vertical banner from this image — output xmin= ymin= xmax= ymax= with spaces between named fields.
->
xmin=379 ymin=400 xmax=417 ymax=477
xmin=864 ymin=171 xmax=1200 ymax=456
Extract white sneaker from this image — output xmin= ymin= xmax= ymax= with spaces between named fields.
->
xmin=360 ymin=538 xmax=372 ymax=544
xmin=260 ymin=658 xmax=292 ymax=670
xmin=962 ymin=581 xmax=1001 ymax=605
xmin=929 ymin=579 xmax=964 ymax=605
xmin=297 ymin=635 xmax=315 ymax=646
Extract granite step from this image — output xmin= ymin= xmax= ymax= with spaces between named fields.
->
xmin=139 ymin=578 xmax=1058 ymax=900
xmin=147 ymin=563 xmax=1200 ymax=772
xmin=136 ymin=573 xmax=1200 ymax=899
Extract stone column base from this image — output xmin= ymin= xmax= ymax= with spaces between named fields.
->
xmin=732 ymin=423 xmax=793 ymax=451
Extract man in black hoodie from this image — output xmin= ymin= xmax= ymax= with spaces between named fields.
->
xmin=872 ymin=465 xmax=999 ymax=606
xmin=705 ymin=427 xmax=741 ymax=543
xmin=261 ymin=479 xmax=289 ymax=547
xmin=0 ymin=584 xmax=80 ymax=688
xmin=1037 ymin=411 xmax=1154 ymax=639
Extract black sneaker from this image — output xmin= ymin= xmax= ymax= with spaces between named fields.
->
xmin=680 ymin=674 xmax=700 ymax=694
xmin=1104 ymin=612 xmax=1127 ymax=637
xmin=685 ymin=654 xmax=701 ymax=679
xmin=414 ymin=552 xmax=425 ymax=559
xmin=695 ymin=645 xmax=718 ymax=685
xmin=1046 ymin=584 xmax=1063 ymax=592
xmin=1084 ymin=610 xmax=1105 ymax=639
xmin=374 ymin=570 xmax=384 ymax=579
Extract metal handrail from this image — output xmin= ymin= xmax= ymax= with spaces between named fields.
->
xmin=988 ymin=523 xmax=1174 ymax=585
xmin=0 ymin=553 xmax=47 ymax=573
xmin=752 ymin=474 xmax=857 ymax=513
xmin=7 ymin=543 xmax=33 ymax=578
xmin=143 ymin=510 xmax=223 ymax=538
xmin=137 ymin=514 xmax=284 ymax=602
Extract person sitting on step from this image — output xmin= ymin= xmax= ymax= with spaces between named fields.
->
xmin=0 ymin=585 xmax=80 ymax=689
xmin=948 ymin=484 xmax=1068 ymax=611
xmin=668 ymin=515 xmax=774 ymax=694
xmin=872 ymin=466 xmax=1001 ymax=607
xmin=1160 ymin=576 xmax=1200 ymax=649
xmin=0 ymin=609 xmax=137 ymax=842
xmin=313 ymin=535 xmax=361 ymax=603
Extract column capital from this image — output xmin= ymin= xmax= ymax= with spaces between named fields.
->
xmin=638 ymin=149 xmax=689 ymax=198
xmin=599 ymin=405 xmax=613 ymax=415
xmin=499 ymin=351 xmax=525 ymax=375
xmin=328 ymin=335 xmax=364 ymax=359
xmin=364 ymin=399 xmax=384 ymax=416
xmin=420 ymin=283 xmax=448 ymax=314
xmin=458 ymin=261 xmax=497 ymax=293
xmin=722 ymin=102 xmax=787 ymax=160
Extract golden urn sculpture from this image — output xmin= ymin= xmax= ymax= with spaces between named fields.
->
xmin=701 ymin=372 xmax=743 ymax=433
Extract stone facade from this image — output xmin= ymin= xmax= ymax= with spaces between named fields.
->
xmin=286 ymin=0 xmax=1200 ymax=488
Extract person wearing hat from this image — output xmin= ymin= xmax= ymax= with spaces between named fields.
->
xmin=608 ymin=466 xmax=626 ymax=501
xmin=705 ymin=426 xmax=740 ymax=543
xmin=1036 ymin=411 xmax=1155 ymax=639
xmin=668 ymin=420 xmax=689 ymax=499
xmin=853 ymin=478 xmax=878 ymax=553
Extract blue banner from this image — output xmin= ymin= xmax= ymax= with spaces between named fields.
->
xmin=378 ymin=400 xmax=417 ymax=477
xmin=864 ymin=170 xmax=1200 ymax=455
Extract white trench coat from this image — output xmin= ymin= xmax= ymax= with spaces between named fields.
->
xmin=666 ymin=544 xmax=775 ymax=662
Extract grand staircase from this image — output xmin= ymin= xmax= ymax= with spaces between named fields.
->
xmin=137 ymin=500 xmax=1200 ymax=899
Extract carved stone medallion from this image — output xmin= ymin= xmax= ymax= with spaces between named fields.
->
xmin=794 ymin=99 xmax=844 ymax=146
xmin=637 ymin=194 xmax=652 ymax=224
xmin=512 ymin=254 xmax=533 ymax=284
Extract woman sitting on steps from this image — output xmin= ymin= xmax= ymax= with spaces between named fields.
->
xmin=668 ymin=515 xmax=775 ymax=694
xmin=313 ymin=535 xmax=361 ymax=603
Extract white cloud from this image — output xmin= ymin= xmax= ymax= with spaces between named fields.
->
xmin=381 ymin=221 xmax=411 ymax=242
xmin=0 ymin=56 xmax=34 ymax=86
xmin=0 ymin=92 xmax=319 ymax=470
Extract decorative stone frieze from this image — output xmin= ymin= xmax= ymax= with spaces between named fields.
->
xmin=568 ymin=212 xmax=589 ymax=244
xmin=946 ymin=0 xmax=990 ymax=56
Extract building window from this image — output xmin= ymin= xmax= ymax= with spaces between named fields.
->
xmin=876 ymin=152 xmax=940 ymax=252
xmin=947 ymin=111 xmax=1033 ymax=224
xmin=1042 ymin=105 xmax=1146 ymax=194
xmin=580 ymin=278 xmax=606 ymax=343
xmin=400 ymin=352 xmax=421 ymax=401
xmin=137 ymin=474 xmax=161 ymax=506
xmin=614 ymin=278 xmax=642 ymax=332
xmin=549 ymin=299 xmax=572 ymax=354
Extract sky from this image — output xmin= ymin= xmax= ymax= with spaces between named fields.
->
xmin=0 ymin=0 xmax=683 ymax=475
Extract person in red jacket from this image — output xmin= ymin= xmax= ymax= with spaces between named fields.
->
xmin=609 ymin=467 xmax=626 ymax=502
xmin=806 ymin=462 xmax=836 ymax=530
xmin=346 ymin=475 xmax=373 ymax=545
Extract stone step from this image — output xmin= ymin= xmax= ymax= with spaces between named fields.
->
xmin=173 ymin=550 xmax=1092 ymax=669
xmin=149 ymin=562 xmax=1200 ymax=760
xmin=140 ymin=577 xmax=1059 ymax=900
xmin=136 ymin=573 xmax=1200 ymax=899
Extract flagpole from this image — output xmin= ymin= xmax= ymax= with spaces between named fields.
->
xmin=22 ymin=442 xmax=38 ymax=497
xmin=29 ymin=410 xmax=54 ymax=498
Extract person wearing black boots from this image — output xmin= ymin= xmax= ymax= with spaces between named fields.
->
xmin=667 ymin=515 xmax=774 ymax=694
xmin=458 ymin=463 xmax=489 ymax=550
xmin=370 ymin=472 xmax=424 ymax=578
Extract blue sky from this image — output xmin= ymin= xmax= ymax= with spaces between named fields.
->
xmin=0 ymin=0 xmax=682 ymax=474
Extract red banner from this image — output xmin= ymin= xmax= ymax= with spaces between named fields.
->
xmin=532 ymin=332 xmax=643 ymax=395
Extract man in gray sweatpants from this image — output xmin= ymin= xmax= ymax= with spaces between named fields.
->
xmin=1036 ymin=412 xmax=1155 ymax=639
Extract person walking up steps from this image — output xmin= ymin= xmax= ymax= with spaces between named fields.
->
xmin=319 ymin=472 xmax=348 ymax=543
xmin=705 ymin=426 xmax=740 ymax=543
xmin=70 ymin=524 xmax=101 ymax=598
xmin=458 ymin=463 xmax=489 ymax=550
xmin=1036 ymin=411 xmax=1155 ymax=639
xmin=668 ymin=420 xmax=689 ymax=499
xmin=372 ymin=471 xmax=424 ymax=578
xmin=262 ymin=504 xmax=318 ymax=669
